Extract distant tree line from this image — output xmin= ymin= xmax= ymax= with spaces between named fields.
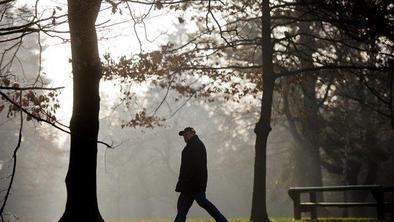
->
xmin=0 ymin=0 xmax=392 ymax=222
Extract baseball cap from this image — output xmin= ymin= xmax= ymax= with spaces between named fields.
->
xmin=178 ymin=127 xmax=196 ymax=136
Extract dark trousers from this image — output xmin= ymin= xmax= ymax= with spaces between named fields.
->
xmin=174 ymin=192 xmax=228 ymax=222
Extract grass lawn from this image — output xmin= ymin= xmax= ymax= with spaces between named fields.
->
xmin=104 ymin=218 xmax=390 ymax=222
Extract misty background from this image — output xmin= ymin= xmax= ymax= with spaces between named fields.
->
xmin=1 ymin=1 xmax=394 ymax=221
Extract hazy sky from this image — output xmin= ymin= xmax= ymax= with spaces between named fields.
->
xmin=28 ymin=0 xmax=187 ymax=147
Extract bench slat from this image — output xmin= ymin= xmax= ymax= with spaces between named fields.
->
xmin=300 ymin=202 xmax=378 ymax=207
xmin=289 ymin=185 xmax=382 ymax=193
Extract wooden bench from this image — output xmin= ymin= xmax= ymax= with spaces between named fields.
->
xmin=288 ymin=185 xmax=394 ymax=220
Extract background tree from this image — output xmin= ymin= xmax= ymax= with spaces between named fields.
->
xmin=278 ymin=0 xmax=393 ymax=216
xmin=40 ymin=0 xmax=394 ymax=220
xmin=0 ymin=1 xmax=64 ymax=220
xmin=2 ymin=0 xmax=391 ymax=221
xmin=300 ymin=0 xmax=394 ymax=128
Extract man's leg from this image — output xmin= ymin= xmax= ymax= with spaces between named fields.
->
xmin=174 ymin=193 xmax=194 ymax=222
xmin=194 ymin=193 xmax=228 ymax=222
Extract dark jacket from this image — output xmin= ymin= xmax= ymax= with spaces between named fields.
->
xmin=175 ymin=135 xmax=208 ymax=193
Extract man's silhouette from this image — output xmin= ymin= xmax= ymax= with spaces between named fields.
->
xmin=174 ymin=127 xmax=228 ymax=222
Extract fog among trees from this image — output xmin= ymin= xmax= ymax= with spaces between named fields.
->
xmin=0 ymin=0 xmax=393 ymax=222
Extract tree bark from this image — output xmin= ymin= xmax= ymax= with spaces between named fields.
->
xmin=282 ymin=79 xmax=307 ymax=186
xmin=390 ymin=60 xmax=394 ymax=129
xmin=250 ymin=1 xmax=273 ymax=221
xmin=296 ymin=5 xmax=323 ymax=189
xmin=300 ymin=73 xmax=323 ymax=188
xmin=59 ymin=0 xmax=104 ymax=221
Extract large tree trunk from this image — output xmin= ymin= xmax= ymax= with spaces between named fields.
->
xmin=59 ymin=0 xmax=104 ymax=221
xmin=282 ymin=6 xmax=323 ymax=189
xmin=250 ymin=1 xmax=273 ymax=221
xmin=300 ymin=73 xmax=323 ymax=188
xmin=287 ymin=72 xmax=323 ymax=189
xmin=296 ymin=6 xmax=323 ymax=189
xmin=282 ymin=79 xmax=306 ymax=186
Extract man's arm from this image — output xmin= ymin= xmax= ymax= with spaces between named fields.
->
xmin=177 ymin=149 xmax=193 ymax=186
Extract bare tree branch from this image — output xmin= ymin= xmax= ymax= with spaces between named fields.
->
xmin=277 ymin=65 xmax=390 ymax=78
xmin=207 ymin=0 xmax=234 ymax=47
xmin=0 ymin=91 xmax=113 ymax=148
xmin=0 ymin=86 xmax=64 ymax=90
xmin=184 ymin=64 xmax=262 ymax=70
xmin=0 ymin=90 xmax=22 ymax=222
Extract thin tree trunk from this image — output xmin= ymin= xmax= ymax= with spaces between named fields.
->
xmin=250 ymin=1 xmax=273 ymax=221
xmin=59 ymin=0 xmax=104 ymax=221
xmin=390 ymin=60 xmax=394 ymax=129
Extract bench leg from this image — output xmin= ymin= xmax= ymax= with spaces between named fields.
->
xmin=310 ymin=192 xmax=317 ymax=219
xmin=290 ymin=192 xmax=301 ymax=220
xmin=294 ymin=206 xmax=301 ymax=220
xmin=293 ymin=201 xmax=301 ymax=219
xmin=372 ymin=190 xmax=385 ymax=220
xmin=311 ymin=208 xmax=317 ymax=220
xmin=377 ymin=208 xmax=384 ymax=220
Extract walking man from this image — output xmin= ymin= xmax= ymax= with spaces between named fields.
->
xmin=174 ymin=127 xmax=228 ymax=222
